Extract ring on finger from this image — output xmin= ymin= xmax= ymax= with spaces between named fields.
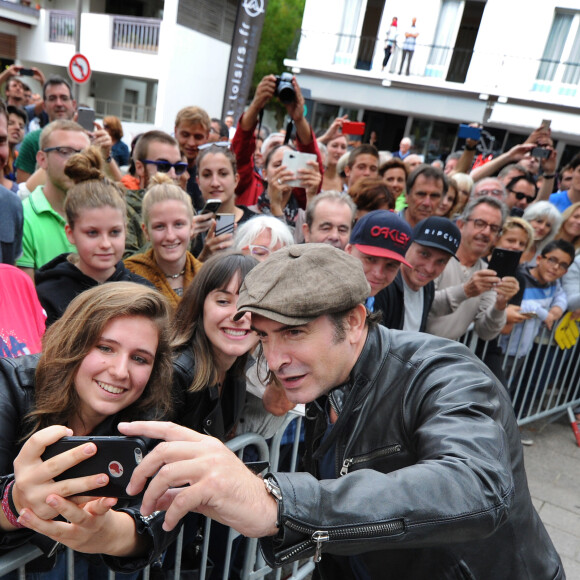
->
xmin=277 ymin=178 xmax=282 ymax=185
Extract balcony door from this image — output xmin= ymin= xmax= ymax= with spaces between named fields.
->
xmin=425 ymin=0 xmax=484 ymax=83
xmin=534 ymin=11 xmax=580 ymax=97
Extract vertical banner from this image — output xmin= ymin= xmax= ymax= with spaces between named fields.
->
xmin=222 ymin=0 xmax=269 ymax=122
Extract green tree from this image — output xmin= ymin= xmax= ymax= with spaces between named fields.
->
xmin=251 ymin=0 xmax=306 ymax=125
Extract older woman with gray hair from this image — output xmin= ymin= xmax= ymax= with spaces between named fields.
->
xmin=234 ymin=215 xmax=294 ymax=261
xmin=521 ymin=201 xmax=562 ymax=264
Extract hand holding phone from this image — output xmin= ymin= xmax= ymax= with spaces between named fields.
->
xmin=458 ymin=124 xmax=482 ymax=141
xmin=201 ymin=199 xmax=222 ymax=215
xmin=41 ymin=436 xmax=148 ymax=499
xmin=77 ymin=107 xmax=96 ymax=132
xmin=282 ymin=150 xmax=317 ymax=187
xmin=488 ymin=248 xmax=522 ymax=279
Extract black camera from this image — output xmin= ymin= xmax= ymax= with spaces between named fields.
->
xmin=275 ymin=73 xmax=296 ymax=104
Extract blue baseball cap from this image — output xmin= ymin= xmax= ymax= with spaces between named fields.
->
xmin=349 ymin=210 xmax=413 ymax=267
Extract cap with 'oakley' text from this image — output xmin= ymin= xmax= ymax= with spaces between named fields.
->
xmin=412 ymin=216 xmax=461 ymax=258
xmin=349 ymin=210 xmax=412 ymax=267
xmin=235 ymin=244 xmax=371 ymax=326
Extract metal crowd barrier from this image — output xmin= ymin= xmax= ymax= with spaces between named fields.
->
xmin=462 ymin=315 xmax=580 ymax=430
xmin=0 ymin=409 xmax=313 ymax=580
xmin=4 ymin=318 xmax=580 ymax=578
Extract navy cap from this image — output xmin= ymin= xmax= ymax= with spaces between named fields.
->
xmin=412 ymin=216 xmax=461 ymax=258
xmin=349 ymin=210 xmax=413 ymax=267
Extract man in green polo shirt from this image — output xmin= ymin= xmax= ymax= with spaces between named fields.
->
xmin=16 ymin=120 xmax=90 ymax=281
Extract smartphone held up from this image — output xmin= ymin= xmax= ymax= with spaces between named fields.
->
xmin=41 ymin=436 xmax=147 ymax=499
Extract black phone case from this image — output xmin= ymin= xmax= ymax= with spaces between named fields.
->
xmin=488 ymin=248 xmax=522 ymax=279
xmin=41 ymin=436 xmax=147 ymax=499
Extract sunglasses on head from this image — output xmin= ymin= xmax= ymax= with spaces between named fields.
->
xmin=142 ymin=159 xmax=188 ymax=175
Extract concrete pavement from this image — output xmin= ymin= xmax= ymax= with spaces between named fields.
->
xmin=521 ymin=415 xmax=580 ymax=578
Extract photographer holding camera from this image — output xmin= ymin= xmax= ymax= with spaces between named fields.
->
xmin=231 ymin=74 xmax=323 ymax=207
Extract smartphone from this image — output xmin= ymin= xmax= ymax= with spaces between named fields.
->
xmin=41 ymin=436 xmax=147 ymax=499
xmin=201 ymin=199 xmax=222 ymax=215
xmin=215 ymin=213 xmax=235 ymax=236
xmin=488 ymin=248 xmax=522 ymax=279
xmin=77 ymin=106 xmax=95 ymax=132
xmin=19 ymin=68 xmax=35 ymax=77
xmin=541 ymin=119 xmax=551 ymax=129
xmin=342 ymin=121 xmax=366 ymax=136
xmin=458 ymin=124 xmax=482 ymax=141
xmin=282 ymin=150 xmax=317 ymax=187
xmin=531 ymin=147 xmax=550 ymax=159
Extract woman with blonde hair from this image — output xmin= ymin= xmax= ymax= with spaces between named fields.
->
xmin=125 ymin=173 xmax=202 ymax=308
xmin=0 ymin=283 xmax=174 ymax=578
xmin=35 ymin=147 xmax=151 ymax=326
xmin=555 ymin=201 xmax=580 ymax=253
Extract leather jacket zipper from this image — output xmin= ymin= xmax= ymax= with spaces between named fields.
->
xmin=340 ymin=443 xmax=402 ymax=476
xmin=282 ymin=519 xmax=405 ymax=563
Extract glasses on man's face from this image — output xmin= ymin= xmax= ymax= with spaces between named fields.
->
xmin=244 ymin=245 xmax=271 ymax=260
xmin=544 ymin=256 xmax=570 ymax=271
xmin=142 ymin=160 xmax=188 ymax=176
xmin=42 ymin=146 xmax=83 ymax=158
xmin=477 ymin=189 xmax=503 ymax=198
xmin=465 ymin=218 xmax=501 ymax=234
xmin=509 ymin=189 xmax=536 ymax=204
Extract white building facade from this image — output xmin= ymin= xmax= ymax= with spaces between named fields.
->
xmin=286 ymin=0 xmax=580 ymax=164
xmin=0 ymin=0 xmax=236 ymax=135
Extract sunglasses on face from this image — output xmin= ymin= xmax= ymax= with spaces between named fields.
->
xmin=142 ymin=159 xmax=188 ymax=176
xmin=42 ymin=146 xmax=83 ymax=158
xmin=509 ymin=190 xmax=536 ymax=204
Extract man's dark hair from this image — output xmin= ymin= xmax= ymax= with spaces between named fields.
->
xmin=506 ymin=173 xmax=538 ymax=196
xmin=559 ymin=164 xmax=573 ymax=180
xmin=43 ymin=76 xmax=73 ymax=101
xmin=7 ymin=105 xmax=26 ymax=126
xmin=211 ymin=118 xmax=229 ymax=139
xmin=541 ymin=239 xmax=575 ymax=263
xmin=378 ymin=157 xmax=407 ymax=178
xmin=568 ymin=153 xmax=580 ymax=171
xmin=407 ymin=164 xmax=448 ymax=196
xmin=347 ymin=144 xmax=378 ymax=168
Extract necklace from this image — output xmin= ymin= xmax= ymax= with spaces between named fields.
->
xmin=164 ymin=268 xmax=185 ymax=279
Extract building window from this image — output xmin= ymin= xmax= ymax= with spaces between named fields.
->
xmin=177 ymin=0 xmax=237 ymax=43
xmin=534 ymin=11 xmax=580 ymax=96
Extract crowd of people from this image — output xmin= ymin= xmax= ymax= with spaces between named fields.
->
xmin=0 ymin=65 xmax=573 ymax=579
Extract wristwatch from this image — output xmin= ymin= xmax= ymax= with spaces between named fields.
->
xmin=264 ymin=476 xmax=282 ymax=529
xmin=264 ymin=476 xmax=282 ymax=501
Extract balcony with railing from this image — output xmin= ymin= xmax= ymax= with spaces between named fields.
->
xmin=0 ymin=0 xmax=39 ymax=26
xmin=47 ymin=10 xmax=160 ymax=54
xmin=288 ymin=30 xmax=580 ymax=105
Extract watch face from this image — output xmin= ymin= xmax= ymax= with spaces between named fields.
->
xmin=265 ymin=477 xmax=282 ymax=501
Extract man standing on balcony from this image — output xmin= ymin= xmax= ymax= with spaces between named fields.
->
xmin=174 ymin=106 xmax=211 ymax=211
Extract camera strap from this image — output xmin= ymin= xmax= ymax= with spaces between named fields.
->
xmin=284 ymin=119 xmax=294 ymax=145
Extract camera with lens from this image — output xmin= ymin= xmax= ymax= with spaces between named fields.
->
xmin=275 ymin=72 xmax=296 ymax=104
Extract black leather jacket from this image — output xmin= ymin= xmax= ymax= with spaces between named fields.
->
xmin=171 ymin=345 xmax=247 ymax=440
xmin=374 ymin=270 xmax=435 ymax=331
xmin=260 ymin=325 xmax=564 ymax=579
xmin=0 ymin=355 xmax=179 ymax=573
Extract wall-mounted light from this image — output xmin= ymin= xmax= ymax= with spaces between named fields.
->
xmin=497 ymin=96 xmax=508 ymax=104
xmin=292 ymin=67 xmax=301 ymax=74
xmin=381 ymin=79 xmax=391 ymax=87
xmin=478 ymin=93 xmax=489 ymax=101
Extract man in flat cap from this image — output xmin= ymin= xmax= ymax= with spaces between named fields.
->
xmin=119 ymin=244 xmax=563 ymax=580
